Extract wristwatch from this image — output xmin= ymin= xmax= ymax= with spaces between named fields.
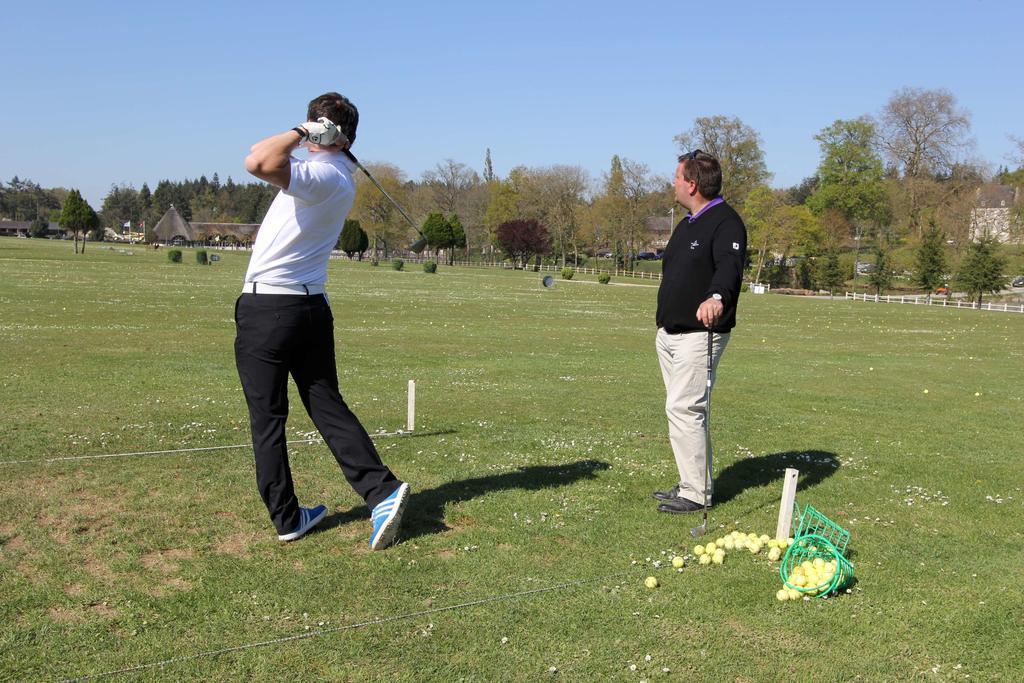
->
xmin=711 ymin=293 xmax=723 ymax=302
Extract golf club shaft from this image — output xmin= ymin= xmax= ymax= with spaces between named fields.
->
xmin=690 ymin=330 xmax=714 ymax=537
xmin=702 ymin=330 xmax=712 ymax=528
xmin=343 ymin=150 xmax=425 ymax=238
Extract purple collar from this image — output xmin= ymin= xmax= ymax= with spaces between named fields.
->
xmin=686 ymin=197 xmax=724 ymax=223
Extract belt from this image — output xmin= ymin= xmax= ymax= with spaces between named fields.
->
xmin=243 ymin=282 xmax=325 ymax=295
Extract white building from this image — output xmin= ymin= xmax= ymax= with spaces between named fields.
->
xmin=969 ymin=185 xmax=1020 ymax=243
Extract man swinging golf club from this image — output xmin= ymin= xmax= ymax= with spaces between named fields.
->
xmin=235 ymin=92 xmax=409 ymax=548
xmin=653 ymin=150 xmax=747 ymax=526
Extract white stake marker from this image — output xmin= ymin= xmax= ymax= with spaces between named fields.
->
xmin=407 ymin=379 xmax=416 ymax=432
xmin=776 ymin=467 xmax=799 ymax=540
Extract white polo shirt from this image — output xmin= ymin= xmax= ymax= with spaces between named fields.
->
xmin=244 ymin=150 xmax=356 ymax=286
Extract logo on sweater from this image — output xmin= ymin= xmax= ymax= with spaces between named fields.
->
xmin=690 ymin=240 xmax=699 ymax=250
xmin=732 ymin=242 xmax=740 ymax=250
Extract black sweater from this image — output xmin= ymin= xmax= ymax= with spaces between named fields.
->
xmin=656 ymin=201 xmax=747 ymax=334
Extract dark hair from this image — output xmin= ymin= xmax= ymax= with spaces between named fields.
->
xmin=678 ymin=150 xmax=722 ymax=199
xmin=308 ymin=92 xmax=359 ymax=144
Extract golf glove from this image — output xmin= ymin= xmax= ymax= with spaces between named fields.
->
xmin=295 ymin=117 xmax=346 ymax=146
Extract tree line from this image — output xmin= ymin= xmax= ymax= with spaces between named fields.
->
xmin=4 ymin=86 xmax=1022 ymax=295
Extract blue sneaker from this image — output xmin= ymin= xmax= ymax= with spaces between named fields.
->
xmin=277 ymin=504 xmax=327 ymax=542
xmin=369 ymin=483 xmax=410 ymax=550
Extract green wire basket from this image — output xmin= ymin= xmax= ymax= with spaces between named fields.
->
xmin=793 ymin=503 xmax=850 ymax=555
xmin=779 ymin=505 xmax=855 ymax=598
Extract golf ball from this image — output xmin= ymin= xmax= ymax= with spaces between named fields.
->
xmin=645 ymin=576 xmax=659 ymax=589
xmin=672 ymin=556 xmax=685 ymax=569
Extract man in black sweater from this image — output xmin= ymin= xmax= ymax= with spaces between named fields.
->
xmin=653 ymin=150 xmax=747 ymax=513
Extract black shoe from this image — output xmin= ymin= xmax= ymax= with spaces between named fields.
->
xmin=652 ymin=485 xmax=681 ymax=501
xmin=657 ymin=497 xmax=708 ymax=514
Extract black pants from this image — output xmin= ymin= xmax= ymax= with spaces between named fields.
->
xmin=234 ymin=293 xmax=400 ymax=534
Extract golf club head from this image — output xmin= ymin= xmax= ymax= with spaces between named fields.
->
xmin=689 ymin=523 xmax=707 ymax=537
xmin=410 ymin=236 xmax=428 ymax=254
xmin=542 ymin=275 xmax=554 ymax=288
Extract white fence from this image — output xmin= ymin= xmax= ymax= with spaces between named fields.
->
xmin=845 ymin=292 xmax=1024 ymax=313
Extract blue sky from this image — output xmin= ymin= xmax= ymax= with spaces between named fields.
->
xmin=2 ymin=0 xmax=1022 ymax=208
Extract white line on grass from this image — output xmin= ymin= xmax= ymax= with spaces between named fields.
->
xmin=63 ymin=570 xmax=639 ymax=681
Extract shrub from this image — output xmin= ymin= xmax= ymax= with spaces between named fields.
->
xmin=168 ymin=249 xmax=182 ymax=263
xmin=741 ymin=282 xmax=750 ymax=293
xmin=196 ymin=249 xmax=208 ymax=265
xmin=392 ymin=259 xmax=404 ymax=271
xmin=423 ymin=260 xmax=437 ymax=273
xmin=371 ymin=258 xmax=379 ymax=267
xmin=561 ymin=266 xmax=575 ymax=280
xmin=598 ymin=272 xmax=611 ymax=285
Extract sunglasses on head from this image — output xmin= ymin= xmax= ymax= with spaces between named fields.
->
xmin=681 ymin=149 xmax=703 ymax=161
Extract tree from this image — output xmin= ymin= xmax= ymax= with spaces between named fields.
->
xmin=1005 ymin=136 xmax=1024 ymax=234
xmin=0 ymin=176 xmax=61 ymax=222
xmin=89 ymin=212 xmax=105 ymax=241
xmin=483 ymin=176 xmax=520 ymax=250
xmin=420 ymin=212 xmax=467 ymax=265
xmin=528 ymin=165 xmax=589 ymax=267
xmin=743 ymin=190 xmax=819 ymax=288
xmin=483 ymin=148 xmax=495 ymax=183
xmin=28 ymin=217 xmax=49 ymax=238
xmin=351 ymin=163 xmax=412 ymax=258
xmin=448 ymin=214 xmax=466 ymax=264
xmin=878 ymin=87 xmax=972 ymax=236
xmin=786 ymin=176 xmax=819 ymax=205
xmin=59 ymin=189 xmax=99 ymax=253
xmin=914 ymin=221 xmax=948 ymax=301
xmin=619 ymin=160 xmax=660 ymax=271
xmin=357 ymin=225 xmax=369 ymax=259
xmin=957 ymin=237 xmax=1007 ymax=306
xmin=807 ymin=117 xmax=890 ymax=276
xmin=744 ymin=186 xmax=784 ymax=283
xmin=818 ymin=250 xmax=844 ymax=298
xmin=1010 ymin=135 xmax=1024 ymax=167
xmin=674 ymin=115 xmax=770 ymax=209
xmin=795 ymin=259 xmax=815 ymax=290
xmin=338 ymin=219 xmax=368 ymax=259
xmin=867 ymin=245 xmax=893 ymax=295
xmin=421 ymin=212 xmax=452 ymax=259
xmin=780 ymin=204 xmax=824 ymax=258
xmin=101 ymin=183 xmax=142 ymax=231
xmin=423 ymin=159 xmax=480 ymax=216
xmin=592 ymin=156 xmax=630 ymax=266
xmin=807 ymin=118 xmax=889 ymax=225
xmin=495 ymin=219 xmax=551 ymax=268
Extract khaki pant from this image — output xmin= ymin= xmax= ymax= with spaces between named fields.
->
xmin=655 ymin=327 xmax=729 ymax=505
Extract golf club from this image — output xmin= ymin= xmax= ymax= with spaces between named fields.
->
xmin=342 ymin=149 xmax=428 ymax=254
xmin=690 ymin=330 xmax=713 ymax=537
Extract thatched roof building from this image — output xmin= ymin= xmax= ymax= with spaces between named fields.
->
xmin=152 ymin=205 xmax=259 ymax=244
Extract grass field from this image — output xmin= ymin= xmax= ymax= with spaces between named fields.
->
xmin=1 ymin=238 xmax=1022 ymax=681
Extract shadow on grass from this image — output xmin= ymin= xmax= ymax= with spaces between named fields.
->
xmin=322 ymin=459 xmax=611 ymax=540
xmin=715 ymin=450 xmax=839 ymax=507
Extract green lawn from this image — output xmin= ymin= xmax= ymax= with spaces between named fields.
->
xmin=1 ymin=238 xmax=1021 ymax=681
